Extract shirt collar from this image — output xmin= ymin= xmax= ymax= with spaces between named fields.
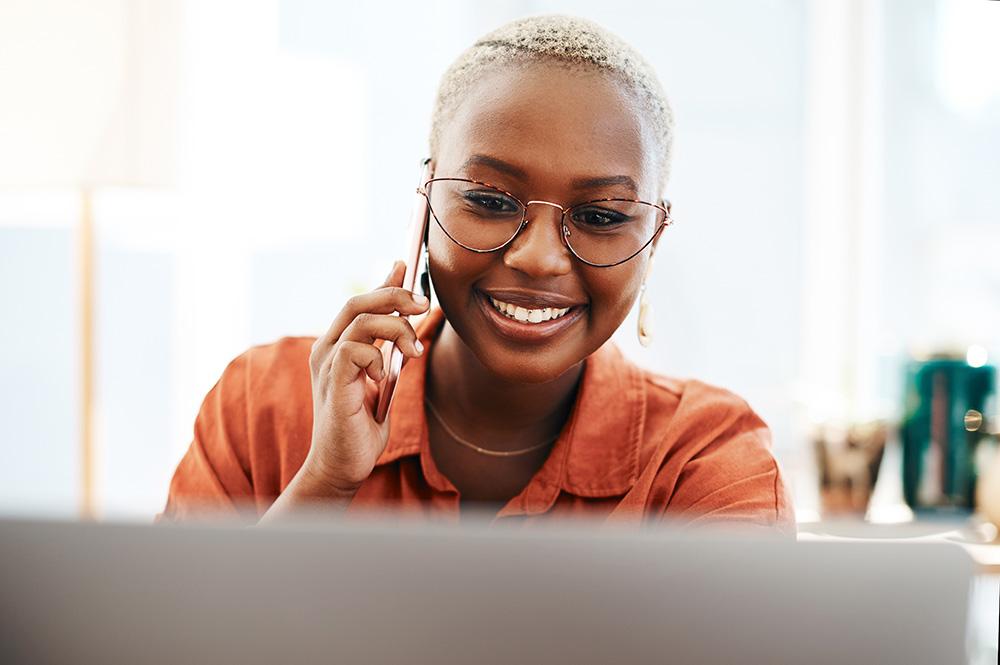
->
xmin=376 ymin=307 xmax=645 ymax=503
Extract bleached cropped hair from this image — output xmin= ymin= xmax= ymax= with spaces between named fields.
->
xmin=429 ymin=15 xmax=675 ymax=191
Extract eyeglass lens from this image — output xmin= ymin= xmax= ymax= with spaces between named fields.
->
xmin=426 ymin=179 xmax=665 ymax=266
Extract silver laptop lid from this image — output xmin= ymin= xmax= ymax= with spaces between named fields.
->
xmin=0 ymin=518 xmax=974 ymax=665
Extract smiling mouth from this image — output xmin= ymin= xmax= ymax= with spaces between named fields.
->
xmin=487 ymin=296 xmax=572 ymax=324
xmin=475 ymin=289 xmax=586 ymax=342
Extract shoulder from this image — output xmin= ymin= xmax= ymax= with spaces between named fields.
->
xmin=161 ymin=336 xmax=318 ymax=519
xmin=642 ymin=368 xmax=775 ymax=483
xmin=593 ymin=345 xmax=773 ymax=471
xmin=241 ymin=336 xmax=316 ymax=393
xmin=197 ymin=336 xmax=318 ymax=450
xmin=204 ymin=336 xmax=315 ymax=414
xmin=590 ymin=344 xmax=766 ymax=455
xmin=642 ymin=369 xmax=768 ymax=449
xmin=221 ymin=336 xmax=316 ymax=436
xmin=213 ymin=336 xmax=315 ymax=383
xmin=213 ymin=336 xmax=318 ymax=487
xmin=616 ymin=354 xmax=794 ymax=532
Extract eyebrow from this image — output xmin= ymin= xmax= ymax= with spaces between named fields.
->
xmin=459 ymin=153 xmax=639 ymax=196
xmin=459 ymin=154 xmax=527 ymax=179
xmin=569 ymin=174 xmax=638 ymax=196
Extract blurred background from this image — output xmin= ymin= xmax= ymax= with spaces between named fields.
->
xmin=0 ymin=0 xmax=998 ymax=522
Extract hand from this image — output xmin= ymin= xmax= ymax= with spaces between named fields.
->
xmin=299 ymin=260 xmax=430 ymax=496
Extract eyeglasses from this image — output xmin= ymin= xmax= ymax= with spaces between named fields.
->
xmin=420 ymin=177 xmax=673 ymax=268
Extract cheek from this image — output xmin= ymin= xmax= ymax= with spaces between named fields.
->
xmin=426 ymin=222 xmax=490 ymax=297
xmin=584 ymin=264 xmax=643 ymax=329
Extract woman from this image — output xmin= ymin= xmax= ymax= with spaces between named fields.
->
xmin=159 ymin=15 xmax=795 ymax=533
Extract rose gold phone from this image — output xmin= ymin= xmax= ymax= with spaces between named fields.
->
xmin=374 ymin=158 xmax=432 ymax=423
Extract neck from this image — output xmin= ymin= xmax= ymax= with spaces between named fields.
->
xmin=426 ymin=321 xmax=584 ymax=452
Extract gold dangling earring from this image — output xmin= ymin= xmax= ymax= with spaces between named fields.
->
xmin=637 ymin=254 xmax=654 ymax=348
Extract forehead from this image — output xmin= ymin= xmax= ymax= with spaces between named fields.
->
xmin=435 ymin=63 xmax=659 ymax=197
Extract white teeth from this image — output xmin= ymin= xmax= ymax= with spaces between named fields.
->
xmin=489 ymin=296 xmax=571 ymax=324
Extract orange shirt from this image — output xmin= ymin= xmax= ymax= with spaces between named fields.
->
xmin=158 ymin=307 xmax=795 ymax=534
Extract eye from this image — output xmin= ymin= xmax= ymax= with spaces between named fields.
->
xmin=570 ymin=205 xmax=630 ymax=228
xmin=462 ymin=189 xmax=520 ymax=215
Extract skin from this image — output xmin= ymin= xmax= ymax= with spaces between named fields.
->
xmin=260 ymin=61 xmax=667 ymax=523
xmin=425 ymin=63 xmax=665 ymax=505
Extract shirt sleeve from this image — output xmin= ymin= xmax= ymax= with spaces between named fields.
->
xmin=661 ymin=400 xmax=796 ymax=537
xmin=155 ymin=351 xmax=258 ymax=523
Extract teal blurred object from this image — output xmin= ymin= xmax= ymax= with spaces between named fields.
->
xmin=901 ymin=358 xmax=996 ymax=512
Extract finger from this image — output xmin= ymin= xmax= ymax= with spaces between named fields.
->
xmin=364 ymin=374 xmax=381 ymax=407
xmin=340 ymin=313 xmax=424 ymax=358
xmin=314 ymin=261 xmax=402 ymax=354
xmin=317 ymin=286 xmax=429 ymax=350
xmin=363 ymin=367 xmax=393 ymax=442
xmin=329 ymin=340 xmax=384 ymax=388
xmin=348 ymin=287 xmax=430 ymax=318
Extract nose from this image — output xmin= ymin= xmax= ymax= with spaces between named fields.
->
xmin=502 ymin=201 xmax=574 ymax=277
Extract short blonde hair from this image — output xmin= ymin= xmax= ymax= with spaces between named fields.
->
xmin=429 ymin=15 xmax=675 ymax=191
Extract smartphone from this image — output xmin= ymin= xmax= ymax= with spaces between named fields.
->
xmin=374 ymin=158 xmax=432 ymax=424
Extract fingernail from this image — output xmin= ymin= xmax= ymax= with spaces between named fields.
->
xmin=413 ymin=293 xmax=429 ymax=306
xmin=414 ymin=340 xmax=424 ymax=355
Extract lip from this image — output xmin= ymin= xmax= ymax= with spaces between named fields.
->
xmin=475 ymin=289 xmax=586 ymax=344
xmin=478 ymin=287 xmax=587 ymax=310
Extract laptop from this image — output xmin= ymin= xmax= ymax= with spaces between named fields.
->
xmin=0 ymin=516 xmax=974 ymax=664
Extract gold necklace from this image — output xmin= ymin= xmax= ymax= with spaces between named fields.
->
xmin=423 ymin=396 xmax=557 ymax=457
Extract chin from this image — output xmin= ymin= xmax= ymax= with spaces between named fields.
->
xmin=473 ymin=343 xmax=584 ymax=385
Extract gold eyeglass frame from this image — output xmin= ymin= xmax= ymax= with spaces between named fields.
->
xmin=418 ymin=177 xmax=674 ymax=268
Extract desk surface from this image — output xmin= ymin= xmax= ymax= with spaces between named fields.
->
xmin=798 ymin=519 xmax=1000 ymax=574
